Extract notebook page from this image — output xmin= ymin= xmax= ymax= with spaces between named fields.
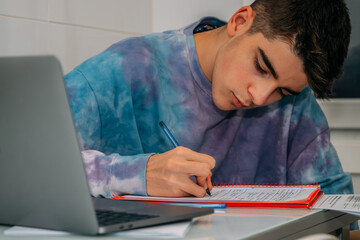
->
xmin=120 ymin=186 xmax=318 ymax=203
xmin=204 ymin=187 xmax=316 ymax=202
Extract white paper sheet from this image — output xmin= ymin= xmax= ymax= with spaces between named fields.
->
xmin=114 ymin=220 xmax=192 ymax=238
xmin=121 ymin=186 xmax=318 ymax=203
xmin=4 ymin=220 xmax=192 ymax=238
xmin=312 ymin=194 xmax=360 ymax=213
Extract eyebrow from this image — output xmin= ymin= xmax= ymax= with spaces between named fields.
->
xmin=258 ymin=48 xmax=301 ymax=96
xmin=258 ymin=48 xmax=278 ymax=79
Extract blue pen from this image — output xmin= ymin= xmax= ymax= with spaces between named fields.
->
xmin=159 ymin=121 xmax=212 ymax=196
xmin=159 ymin=121 xmax=179 ymax=147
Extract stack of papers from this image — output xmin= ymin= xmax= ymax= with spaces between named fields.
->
xmin=313 ymin=194 xmax=360 ymax=217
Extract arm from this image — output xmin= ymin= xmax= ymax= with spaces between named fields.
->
xmin=65 ymin=69 xmax=150 ymax=197
xmin=65 ymin=57 xmax=215 ymax=198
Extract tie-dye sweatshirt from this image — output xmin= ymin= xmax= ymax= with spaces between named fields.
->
xmin=64 ymin=17 xmax=353 ymax=198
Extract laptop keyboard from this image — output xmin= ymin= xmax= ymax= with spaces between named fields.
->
xmin=96 ymin=210 xmax=158 ymax=226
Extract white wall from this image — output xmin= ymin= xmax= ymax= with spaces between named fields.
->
xmin=152 ymin=0 xmax=244 ymax=33
xmin=0 ymin=0 xmax=246 ymax=74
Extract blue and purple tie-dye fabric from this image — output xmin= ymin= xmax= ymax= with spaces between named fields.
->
xmin=64 ymin=18 xmax=353 ymax=198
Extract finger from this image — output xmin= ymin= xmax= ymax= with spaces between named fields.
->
xmin=179 ymin=177 xmax=207 ymax=198
xmin=173 ymin=147 xmax=216 ymax=169
xmin=196 ymin=176 xmax=206 ymax=188
xmin=195 ymin=174 xmax=212 ymax=187
xmin=206 ymin=175 xmax=213 ymax=191
xmin=175 ymin=161 xmax=212 ymax=177
xmin=200 ymin=175 xmax=212 ymax=194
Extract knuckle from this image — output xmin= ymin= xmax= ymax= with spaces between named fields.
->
xmin=199 ymin=163 xmax=211 ymax=174
xmin=163 ymin=159 xmax=171 ymax=169
xmin=174 ymin=146 xmax=187 ymax=155
xmin=164 ymin=158 xmax=176 ymax=170
xmin=201 ymin=168 xmax=210 ymax=176
xmin=210 ymin=157 xmax=216 ymax=168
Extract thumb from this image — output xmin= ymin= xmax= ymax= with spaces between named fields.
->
xmin=196 ymin=176 xmax=207 ymax=188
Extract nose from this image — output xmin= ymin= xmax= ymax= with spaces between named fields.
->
xmin=248 ymin=83 xmax=280 ymax=106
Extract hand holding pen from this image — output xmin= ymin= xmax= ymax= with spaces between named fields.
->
xmin=145 ymin=121 xmax=215 ymax=198
xmin=159 ymin=121 xmax=212 ymax=196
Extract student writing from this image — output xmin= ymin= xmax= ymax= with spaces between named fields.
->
xmin=64 ymin=0 xmax=354 ymax=199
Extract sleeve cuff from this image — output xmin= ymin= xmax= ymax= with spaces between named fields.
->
xmin=108 ymin=153 xmax=154 ymax=197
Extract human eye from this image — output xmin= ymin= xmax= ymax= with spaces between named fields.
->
xmin=254 ymin=57 xmax=267 ymax=75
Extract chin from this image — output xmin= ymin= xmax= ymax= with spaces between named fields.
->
xmin=219 ymin=105 xmax=236 ymax=111
xmin=213 ymin=99 xmax=235 ymax=111
xmin=212 ymin=91 xmax=236 ymax=111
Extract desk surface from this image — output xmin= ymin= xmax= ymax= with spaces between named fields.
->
xmin=0 ymin=208 xmax=358 ymax=240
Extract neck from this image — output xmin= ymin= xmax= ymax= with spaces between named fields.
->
xmin=193 ymin=26 xmax=227 ymax=83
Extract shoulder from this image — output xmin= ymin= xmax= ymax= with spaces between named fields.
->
xmin=106 ymin=29 xmax=186 ymax=61
xmin=70 ymin=29 xmax=180 ymax=71
xmin=283 ymin=87 xmax=330 ymax=145
xmin=285 ymin=87 xmax=328 ymax=126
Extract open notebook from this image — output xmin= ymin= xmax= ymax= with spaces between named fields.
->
xmin=112 ymin=184 xmax=323 ymax=208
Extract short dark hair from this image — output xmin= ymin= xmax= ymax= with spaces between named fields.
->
xmin=248 ymin=0 xmax=351 ymax=99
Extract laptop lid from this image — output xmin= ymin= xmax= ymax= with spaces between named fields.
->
xmin=0 ymin=55 xmax=100 ymax=234
xmin=0 ymin=56 xmax=212 ymax=235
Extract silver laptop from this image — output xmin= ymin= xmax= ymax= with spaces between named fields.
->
xmin=0 ymin=55 xmax=213 ymax=235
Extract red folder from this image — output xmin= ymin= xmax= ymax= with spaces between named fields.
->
xmin=112 ymin=183 xmax=323 ymax=209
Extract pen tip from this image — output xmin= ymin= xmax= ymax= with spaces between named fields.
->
xmin=206 ymin=188 xmax=211 ymax=196
xmin=159 ymin=121 xmax=164 ymax=126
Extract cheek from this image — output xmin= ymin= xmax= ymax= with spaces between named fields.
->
xmin=213 ymin=56 xmax=230 ymax=82
xmin=213 ymin=45 xmax=239 ymax=80
xmin=219 ymin=55 xmax=233 ymax=73
xmin=211 ymin=58 xmax=234 ymax=110
xmin=212 ymin=53 xmax=228 ymax=88
xmin=223 ymin=58 xmax=253 ymax=89
xmin=214 ymin=58 xmax=241 ymax=87
xmin=212 ymin=47 xmax=251 ymax=92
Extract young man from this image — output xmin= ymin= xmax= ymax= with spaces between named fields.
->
xmin=65 ymin=0 xmax=353 ymax=198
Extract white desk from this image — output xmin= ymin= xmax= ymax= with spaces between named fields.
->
xmin=0 ymin=208 xmax=358 ymax=240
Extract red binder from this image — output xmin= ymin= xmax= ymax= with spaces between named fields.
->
xmin=111 ymin=183 xmax=323 ymax=209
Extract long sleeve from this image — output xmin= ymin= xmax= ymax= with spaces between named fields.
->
xmin=62 ymin=26 xmax=202 ymax=198
xmin=62 ymin=19 xmax=229 ymax=198
xmin=64 ymin=69 xmax=151 ymax=197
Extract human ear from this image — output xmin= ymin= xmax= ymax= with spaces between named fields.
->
xmin=227 ymin=6 xmax=255 ymax=37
